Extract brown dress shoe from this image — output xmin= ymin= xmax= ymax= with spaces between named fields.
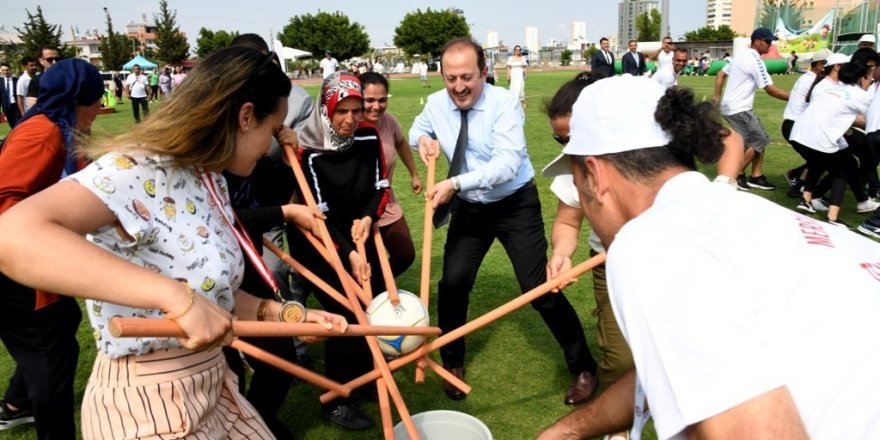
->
xmin=564 ymin=371 xmax=598 ymax=405
xmin=443 ymin=367 xmax=467 ymax=401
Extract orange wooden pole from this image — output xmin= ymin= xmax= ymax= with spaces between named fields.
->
xmin=230 ymin=339 xmax=351 ymax=397
xmin=415 ymin=153 xmax=437 ymax=384
xmin=108 ymin=317 xmax=441 ymax=339
xmin=320 ymin=252 xmax=606 ymax=403
xmin=372 ymin=225 xmax=399 ymax=305
xmin=262 ymin=238 xmax=353 ymax=313
xmin=377 ymin=378 xmax=394 ymax=440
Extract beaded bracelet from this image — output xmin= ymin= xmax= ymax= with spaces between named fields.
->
xmin=164 ymin=283 xmax=196 ymax=320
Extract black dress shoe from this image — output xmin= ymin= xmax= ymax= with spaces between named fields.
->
xmin=321 ymin=402 xmax=375 ymax=430
xmin=564 ymin=371 xmax=598 ymax=405
xmin=443 ymin=366 xmax=467 ymax=401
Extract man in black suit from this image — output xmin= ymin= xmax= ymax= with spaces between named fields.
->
xmin=621 ymin=39 xmax=647 ymax=76
xmin=0 ymin=63 xmax=19 ymax=129
xmin=590 ymin=37 xmax=615 ymax=77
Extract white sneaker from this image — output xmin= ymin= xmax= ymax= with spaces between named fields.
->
xmin=856 ymin=199 xmax=880 ymax=213
xmin=811 ymin=198 xmax=829 ymax=212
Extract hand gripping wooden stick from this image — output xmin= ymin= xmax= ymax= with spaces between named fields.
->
xmin=320 ymin=252 xmax=607 ymax=403
xmin=284 ymin=143 xmax=421 ymax=438
xmin=283 ymin=145 xmax=372 ymax=307
xmin=355 ymin=236 xmax=373 ymax=298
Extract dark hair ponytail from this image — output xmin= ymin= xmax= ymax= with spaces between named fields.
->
xmin=654 ymin=87 xmax=724 ymax=168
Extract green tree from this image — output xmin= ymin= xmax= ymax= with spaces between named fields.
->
xmin=635 ymin=9 xmax=662 ymax=41
xmin=279 ymin=12 xmax=369 ymax=61
xmin=393 ymin=8 xmax=471 ymax=59
xmin=15 ymin=6 xmax=74 ymax=58
xmin=560 ymin=49 xmax=573 ymax=66
xmin=153 ymin=0 xmax=190 ymax=64
xmin=195 ymin=28 xmax=239 ymax=58
xmin=98 ymin=8 xmax=132 ymax=71
xmin=758 ymin=0 xmax=804 ymax=31
xmin=684 ymin=25 xmax=739 ymax=41
xmin=584 ymin=46 xmax=599 ymax=60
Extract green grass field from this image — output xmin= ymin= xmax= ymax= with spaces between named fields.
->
xmin=0 ymin=71 xmax=871 ymax=440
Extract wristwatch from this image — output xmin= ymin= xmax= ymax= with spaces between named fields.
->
xmin=451 ymin=176 xmax=461 ymax=193
xmin=279 ymin=301 xmax=307 ymax=323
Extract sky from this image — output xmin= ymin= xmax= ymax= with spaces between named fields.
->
xmin=1 ymin=0 xmax=707 ymax=52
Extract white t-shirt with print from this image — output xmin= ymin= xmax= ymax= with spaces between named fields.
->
xmin=719 ymin=48 xmax=773 ymax=115
xmin=608 ymin=172 xmax=880 ymax=439
xmin=70 ymin=152 xmax=244 ymax=358
xmin=790 ymin=83 xmax=871 ymax=153
xmin=125 ymin=73 xmax=150 ymax=98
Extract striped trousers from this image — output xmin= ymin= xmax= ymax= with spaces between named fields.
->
xmin=81 ymin=347 xmax=274 ymax=439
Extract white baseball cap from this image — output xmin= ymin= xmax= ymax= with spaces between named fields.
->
xmin=859 ymin=34 xmax=876 ymax=44
xmin=811 ymin=49 xmax=831 ymax=63
xmin=542 ymin=75 xmax=672 ymax=177
xmin=825 ymin=53 xmax=850 ymax=67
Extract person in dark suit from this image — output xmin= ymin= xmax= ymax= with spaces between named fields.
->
xmin=0 ymin=63 xmax=20 ymax=129
xmin=621 ymin=39 xmax=647 ymax=76
xmin=590 ymin=37 xmax=615 ymax=77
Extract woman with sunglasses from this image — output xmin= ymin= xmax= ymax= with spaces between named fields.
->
xmin=0 ymin=47 xmax=347 ymax=439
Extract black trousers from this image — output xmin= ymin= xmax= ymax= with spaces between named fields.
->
xmin=3 ymin=104 xmax=20 ymax=129
xmin=437 ymin=183 xmax=597 ymax=375
xmin=130 ymin=97 xmax=149 ymax=122
xmin=286 ymin=225 xmax=386 ymax=407
xmin=0 ymin=275 xmax=81 ymax=440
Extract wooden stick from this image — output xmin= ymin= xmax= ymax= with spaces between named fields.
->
xmin=372 ymin=225 xmax=399 ymax=305
xmin=419 ymin=153 xmax=436 ymax=308
xmin=320 ymin=252 xmax=606 ymax=403
xmin=262 ymin=238 xmax=353 ymax=313
xmin=377 ymin=378 xmax=394 ymax=440
xmin=355 ymin=237 xmax=373 ymax=298
xmin=294 ymin=229 xmax=371 ymax=309
xmin=425 ymin=357 xmax=471 ymax=395
xmin=284 ymin=146 xmax=372 ymax=307
xmin=284 ymin=143 xmax=420 ymax=438
xmin=415 ymin=154 xmax=437 ymax=384
xmin=230 ymin=339 xmax=351 ymax=397
xmin=108 ymin=317 xmax=441 ymax=338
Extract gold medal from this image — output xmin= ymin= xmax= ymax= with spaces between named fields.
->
xmin=279 ymin=301 xmax=306 ymax=323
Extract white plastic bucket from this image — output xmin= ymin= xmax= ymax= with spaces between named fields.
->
xmin=393 ymin=410 xmax=492 ymax=440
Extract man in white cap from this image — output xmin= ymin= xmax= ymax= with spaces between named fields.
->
xmin=858 ymin=34 xmax=875 ymax=50
xmin=537 ymin=75 xmax=880 ymax=439
xmin=714 ymin=27 xmax=790 ymax=191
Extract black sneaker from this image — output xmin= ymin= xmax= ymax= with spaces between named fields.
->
xmin=857 ymin=221 xmax=880 ymax=239
xmin=783 ymin=169 xmax=799 ymax=188
xmin=827 ymin=218 xmax=852 ymax=229
xmin=736 ymin=175 xmax=750 ymax=191
xmin=0 ymin=400 xmax=34 ymax=431
xmin=796 ymin=198 xmax=815 ymax=214
xmin=321 ymin=403 xmax=374 ymax=430
xmin=786 ymin=184 xmax=803 ymax=198
xmin=747 ymin=175 xmax=776 ymax=190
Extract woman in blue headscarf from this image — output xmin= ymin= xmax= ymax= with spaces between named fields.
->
xmin=0 ymin=58 xmax=103 ymax=440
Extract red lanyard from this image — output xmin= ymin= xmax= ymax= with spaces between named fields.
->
xmin=200 ymin=171 xmax=282 ymax=298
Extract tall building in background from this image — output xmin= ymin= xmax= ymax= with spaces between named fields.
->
xmin=618 ymin=0 xmax=659 ymax=46
xmin=706 ymin=0 xmax=734 ymax=29
xmin=525 ymin=26 xmax=539 ymax=60
xmin=571 ymin=21 xmax=587 ymax=42
xmin=486 ymin=31 xmax=499 ymax=49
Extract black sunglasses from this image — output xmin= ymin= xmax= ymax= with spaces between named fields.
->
xmin=552 ymin=133 xmax=570 ymax=146
xmin=45 ymin=57 xmax=61 ymax=64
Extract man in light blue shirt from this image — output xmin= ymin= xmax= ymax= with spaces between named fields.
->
xmin=409 ymin=37 xmax=598 ymax=404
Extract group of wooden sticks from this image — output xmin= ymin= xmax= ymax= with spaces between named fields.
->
xmin=110 ymin=146 xmax=607 ymax=439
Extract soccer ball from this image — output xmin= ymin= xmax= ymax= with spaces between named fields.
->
xmin=366 ymin=289 xmax=430 ymax=357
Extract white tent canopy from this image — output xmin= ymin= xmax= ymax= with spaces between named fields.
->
xmin=273 ymin=39 xmax=312 ymax=73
